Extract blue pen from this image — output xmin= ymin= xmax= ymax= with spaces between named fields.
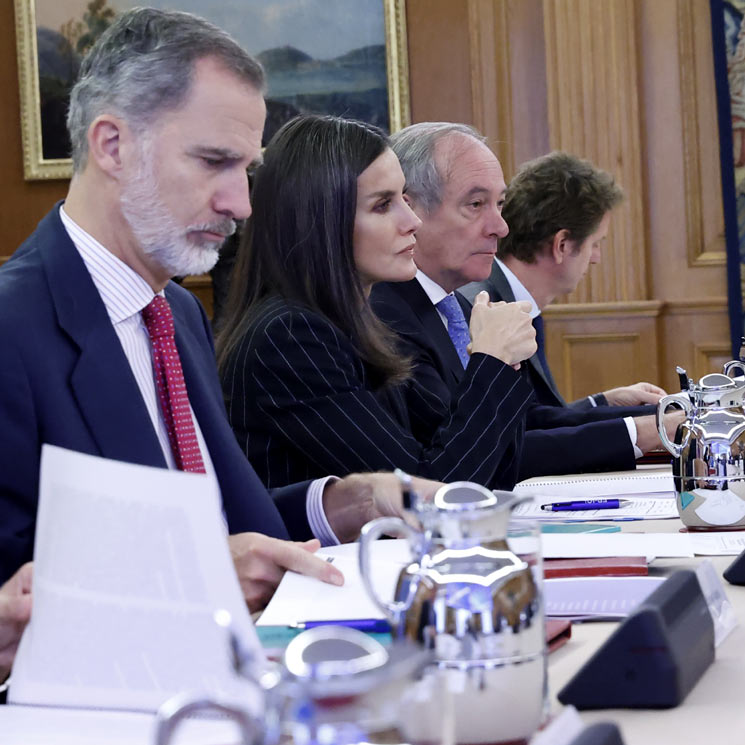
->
xmin=540 ymin=499 xmax=633 ymax=512
xmin=290 ymin=618 xmax=391 ymax=633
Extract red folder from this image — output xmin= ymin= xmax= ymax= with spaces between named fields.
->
xmin=544 ymin=556 xmax=648 ymax=579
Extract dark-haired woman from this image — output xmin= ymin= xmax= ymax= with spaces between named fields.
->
xmin=217 ymin=115 xmax=533 ymax=493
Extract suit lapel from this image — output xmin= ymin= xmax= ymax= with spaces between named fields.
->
xmin=39 ymin=206 xmax=166 ymax=467
xmin=488 ymin=261 xmax=565 ymax=403
xmin=402 ymin=280 xmax=466 ymax=385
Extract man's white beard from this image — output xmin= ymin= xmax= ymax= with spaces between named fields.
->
xmin=120 ymin=143 xmax=235 ymax=278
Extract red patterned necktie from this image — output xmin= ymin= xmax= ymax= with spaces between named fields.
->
xmin=141 ymin=296 xmax=206 ymax=473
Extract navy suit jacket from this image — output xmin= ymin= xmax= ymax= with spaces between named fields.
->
xmin=221 ymin=296 xmax=533 ymax=491
xmin=460 ymin=262 xmax=653 ymax=419
xmin=371 ymin=280 xmax=637 ymax=480
xmin=0 ymin=205 xmax=309 ymax=583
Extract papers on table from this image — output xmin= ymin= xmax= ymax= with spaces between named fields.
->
xmin=512 ymin=496 xmax=679 ymax=521
xmin=514 ymin=468 xmax=675 ymax=500
xmin=258 ymin=539 xmax=678 ymax=630
xmin=0 ymin=705 xmax=242 ymax=745
xmin=690 ymin=532 xmax=745 ymax=555
xmin=541 ymin=532 xmax=694 ymax=559
xmin=257 ymin=540 xmax=412 ymax=625
xmin=10 ymin=445 xmax=260 ymax=714
xmin=513 ymin=468 xmax=677 ymax=522
xmin=544 ymin=576 xmax=665 ymax=620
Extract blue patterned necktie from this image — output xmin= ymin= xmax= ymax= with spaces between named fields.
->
xmin=533 ymin=314 xmax=549 ymax=373
xmin=436 ymin=294 xmax=470 ymax=368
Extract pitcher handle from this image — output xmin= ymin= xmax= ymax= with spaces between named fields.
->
xmin=359 ymin=517 xmax=421 ymax=621
xmin=154 ymin=692 xmax=262 ymax=745
xmin=724 ymin=360 xmax=745 ymax=379
xmin=656 ymin=393 xmax=691 ymax=458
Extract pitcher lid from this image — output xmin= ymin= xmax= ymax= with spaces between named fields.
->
xmin=283 ymin=627 xmax=428 ymax=697
xmin=429 ymin=483 xmax=515 ymax=514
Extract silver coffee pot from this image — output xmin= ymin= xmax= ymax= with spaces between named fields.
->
xmin=657 ymin=365 xmax=745 ymax=529
xmin=358 ymin=481 xmax=546 ymax=744
xmin=154 ymin=618 xmax=429 ymax=745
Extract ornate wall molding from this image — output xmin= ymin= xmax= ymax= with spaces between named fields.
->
xmin=676 ymin=0 xmax=726 ymax=267
xmin=543 ymin=300 xmax=663 ymax=318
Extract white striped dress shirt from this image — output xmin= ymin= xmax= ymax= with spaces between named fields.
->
xmin=59 ymin=205 xmax=340 ymax=544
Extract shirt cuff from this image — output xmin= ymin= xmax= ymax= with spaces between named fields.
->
xmin=624 ymin=416 xmax=643 ymax=459
xmin=306 ymin=476 xmax=341 ymax=547
xmin=587 ymin=395 xmax=597 ymax=407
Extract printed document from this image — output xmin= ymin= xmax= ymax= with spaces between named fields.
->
xmin=514 ymin=468 xmax=675 ymax=500
xmin=9 ymin=445 xmax=260 ymax=713
xmin=512 ymin=496 xmax=679 ymax=521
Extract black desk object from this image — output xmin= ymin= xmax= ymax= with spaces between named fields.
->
xmin=723 ymin=547 xmax=745 ymax=585
xmin=558 ymin=570 xmax=714 ymax=709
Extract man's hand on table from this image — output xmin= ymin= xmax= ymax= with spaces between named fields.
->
xmin=0 ymin=562 xmax=33 ymax=682
xmin=602 ymin=381 xmax=668 ymax=406
xmin=230 ymin=472 xmax=441 ymax=613
xmin=323 ymin=472 xmax=441 ymax=544
xmin=635 ymin=410 xmax=686 ymax=454
xmin=229 ymin=534 xmax=343 ymax=613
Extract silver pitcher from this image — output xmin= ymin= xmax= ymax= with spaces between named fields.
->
xmin=657 ymin=367 xmax=745 ymax=529
xmin=154 ymin=619 xmax=429 ymax=745
xmin=358 ymin=481 xmax=546 ymax=744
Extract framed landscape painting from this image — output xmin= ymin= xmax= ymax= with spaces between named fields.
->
xmin=14 ymin=0 xmax=410 ymax=180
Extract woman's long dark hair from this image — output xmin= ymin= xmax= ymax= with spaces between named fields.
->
xmin=216 ymin=115 xmax=411 ymax=388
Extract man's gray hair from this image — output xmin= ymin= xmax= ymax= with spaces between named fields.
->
xmin=67 ymin=7 xmax=265 ymax=172
xmin=390 ymin=122 xmax=486 ymax=213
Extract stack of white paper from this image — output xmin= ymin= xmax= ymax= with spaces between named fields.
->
xmin=511 ymin=497 xmax=679 ymax=521
xmin=512 ymin=468 xmax=678 ymax=522
xmin=10 ymin=445 xmax=261 ymax=715
xmin=0 ymin=705 xmax=242 ymax=745
xmin=540 ymin=532 xmax=693 ymax=559
xmin=691 ymin=532 xmax=745 ymax=555
xmin=514 ymin=469 xmax=675 ymax=500
xmin=544 ymin=577 xmax=665 ymax=620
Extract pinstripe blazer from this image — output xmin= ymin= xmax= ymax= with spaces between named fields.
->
xmin=221 ymin=295 xmax=534 ymax=490
xmin=370 ymin=280 xmax=638 ymax=480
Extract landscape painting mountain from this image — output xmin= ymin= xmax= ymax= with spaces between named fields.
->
xmin=31 ymin=0 xmax=392 ymax=160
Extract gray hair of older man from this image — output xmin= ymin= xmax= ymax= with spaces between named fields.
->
xmin=67 ymin=7 xmax=265 ymax=172
xmin=389 ymin=122 xmax=486 ymax=214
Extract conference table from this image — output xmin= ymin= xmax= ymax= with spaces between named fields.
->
xmin=3 ymin=503 xmax=745 ymax=745
xmin=549 ymin=517 xmax=745 ymax=745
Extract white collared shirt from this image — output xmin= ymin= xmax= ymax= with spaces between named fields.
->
xmin=60 ymin=206 xmax=340 ymax=543
xmin=495 ymin=258 xmax=541 ymax=318
xmin=415 ymin=269 xmax=456 ymax=330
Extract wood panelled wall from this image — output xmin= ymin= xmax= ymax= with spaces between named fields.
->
xmin=408 ymin=0 xmax=729 ymax=396
xmin=1 ymin=0 xmax=731 ymax=392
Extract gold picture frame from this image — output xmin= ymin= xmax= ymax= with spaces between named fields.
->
xmin=14 ymin=0 xmax=411 ymax=181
